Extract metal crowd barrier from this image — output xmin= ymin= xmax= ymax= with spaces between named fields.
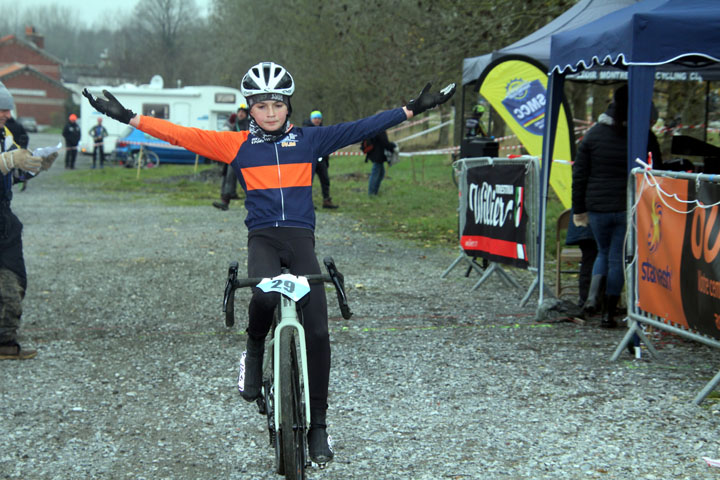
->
xmin=618 ymin=167 xmax=720 ymax=404
xmin=442 ymin=156 xmax=540 ymax=305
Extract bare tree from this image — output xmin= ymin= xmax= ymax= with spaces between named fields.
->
xmin=110 ymin=0 xmax=209 ymax=86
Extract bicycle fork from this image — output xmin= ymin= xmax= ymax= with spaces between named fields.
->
xmin=274 ymin=295 xmax=311 ymax=435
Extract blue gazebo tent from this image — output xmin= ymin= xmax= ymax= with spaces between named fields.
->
xmin=538 ymin=0 xmax=720 ymax=302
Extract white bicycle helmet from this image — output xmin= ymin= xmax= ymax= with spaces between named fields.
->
xmin=241 ymin=62 xmax=295 ymax=97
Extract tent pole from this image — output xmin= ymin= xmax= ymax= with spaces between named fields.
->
xmin=627 ymin=66 xmax=655 ymax=173
xmin=538 ymin=72 xmax=565 ymax=305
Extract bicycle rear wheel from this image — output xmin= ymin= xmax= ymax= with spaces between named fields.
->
xmin=143 ymin=150 xmax=160 ymax=168
xmin=279 ymin=328 xmax=306 ymax=480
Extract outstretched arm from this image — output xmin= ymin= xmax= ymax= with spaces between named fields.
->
xmin=83 ymin=89 xmax=243 ymax=164
xmin=311 ymin=82 xmax=456 ymax=157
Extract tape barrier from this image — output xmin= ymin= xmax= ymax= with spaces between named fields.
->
xmin=116 ymin=139 xmax=187 ymax=150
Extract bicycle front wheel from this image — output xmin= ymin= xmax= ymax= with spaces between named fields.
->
xmin=279 ymin=328 xmax=306 ymax=480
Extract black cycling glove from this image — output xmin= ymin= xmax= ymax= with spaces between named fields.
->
xmin=82 ymin=89 xmax=136 ymax=124
xmin=406 ymin=82 xmax=456 ymax=115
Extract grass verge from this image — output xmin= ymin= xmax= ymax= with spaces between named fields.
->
xmin=50 ymin=157 xmax=566 ymax=254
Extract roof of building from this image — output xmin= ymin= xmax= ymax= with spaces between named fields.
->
xmin=0 ymin=34 xmax=63 ymax=66
xmin=0 ymin=63 xmax=72 ymax=93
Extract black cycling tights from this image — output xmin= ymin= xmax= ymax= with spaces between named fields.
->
xmin=246 ymin=227 xmax=330 ymax=417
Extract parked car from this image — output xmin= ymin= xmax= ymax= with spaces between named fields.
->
xmin=114 ymin=126 xmax=207 ymax=166
xmin=17 ymin=116 xmax=38 ymax=133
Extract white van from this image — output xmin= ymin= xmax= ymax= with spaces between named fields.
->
xmin=80 ymin=75 xmax=244 ymax=154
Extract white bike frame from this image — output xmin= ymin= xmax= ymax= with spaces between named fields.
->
xmin=266 ymin=283 xmax=312 ymax=435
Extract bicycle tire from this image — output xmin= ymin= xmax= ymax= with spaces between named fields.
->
xmin=270 ymin=310 xmax=285 ymax=476
xmin=279 ymin=328 xmax=306 ymax=480
xmin=143 ymin=150 xmax=160 ymax=168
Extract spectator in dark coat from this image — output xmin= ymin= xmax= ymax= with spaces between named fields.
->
xmin=62 ymin=114 xmax=81 ymax=169
xmin=572 ymin=84 xmax=660 ymax=328
xmin=365 ymin=128 xmax=396 ymax=195
xmin=303 ymin=110 xmax=338 ymax=208
xmin=572 ymin=86 xmax=630 ymax=328
xmin=213 ymin=105 xmax=249 ymax=211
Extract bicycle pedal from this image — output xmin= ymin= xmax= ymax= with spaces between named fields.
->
xmin=256 ymin=397 xmax=266 ymax=415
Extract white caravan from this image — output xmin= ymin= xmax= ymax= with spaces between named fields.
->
xmin=79 ymin=75 xmax=244 ymax=154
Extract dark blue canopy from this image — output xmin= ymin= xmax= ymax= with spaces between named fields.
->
xmin=550 ymin=0 xmax=720 ymax=75
xmin=537 ymin=0 xmax=720 ymax=303
xmin=545 ymin=0 xmax=720 ymax=176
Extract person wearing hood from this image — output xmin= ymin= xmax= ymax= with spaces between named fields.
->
xmin=82 ymin=61 xmax=455 ymax=464
xmin=571 ymin=84 xmax=660 ymax=328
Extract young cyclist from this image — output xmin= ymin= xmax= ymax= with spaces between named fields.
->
xmin=83 ymin=62 xmax=454 ymax=464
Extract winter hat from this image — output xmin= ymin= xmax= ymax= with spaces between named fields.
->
xmin=247 ymin=93 xmax=292 ymax=115
xmin=0 ymin=82 xmax=14 ymax=111
xmin=69 ymin=114 xmax=78 ymax=122
xmin=310 ymin=110 xmax=322 ymax=120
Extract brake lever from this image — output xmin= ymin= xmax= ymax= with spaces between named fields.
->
xmin=323 ymin=256 xmax=353 ymax=320
xmin=223 ymin=261 xmax=239 ymax=327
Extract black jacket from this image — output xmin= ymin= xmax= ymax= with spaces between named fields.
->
xmin=62 ymin=122 xmax=81 ymax=146
xmin=366 ymin=130 xmax=395 ymax=164
xmin=572 ymin=113 xmax=628 ymax=214
xmin=6 ymin=118 xmax=28 ymax=149
xmin=572 ymin=111 xmax=661 ymax=214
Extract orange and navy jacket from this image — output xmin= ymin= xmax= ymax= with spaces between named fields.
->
xmin=139 ymin=108 xmax=407 ymax=231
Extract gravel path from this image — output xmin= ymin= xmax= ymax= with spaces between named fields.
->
xmin=3 ymin=133 xmax=720 ymax=479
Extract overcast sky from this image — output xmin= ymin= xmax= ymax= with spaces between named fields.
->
xmin=4 ymin=0 xmax=213 ymax=27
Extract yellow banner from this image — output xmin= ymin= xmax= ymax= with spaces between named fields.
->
xmin=480 ymin=59 xmax=573 ymax=207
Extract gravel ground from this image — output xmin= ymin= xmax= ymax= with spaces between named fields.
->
xmin=3 ymin=133 xmax=720 ymax=479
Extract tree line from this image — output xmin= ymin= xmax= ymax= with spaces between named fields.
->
xmin=2 ymin=0 xmax=573 ymax=124
xmin=3 ymin=0 xmax=712 ymax=148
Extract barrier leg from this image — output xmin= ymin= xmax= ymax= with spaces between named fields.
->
xmin=441 ymin=253 xmax=465 ymax=278
xmin=519 ymin=275 xmax=552 ymax=307
xmin=471 ymin=262 xmax=520 ymax=292
xmin=441 ymin=249 xmax=485 ymax=279
xmin=611 ymin=318 xmax=659 ymax=361
xmin=692 ymin=369 xmax=720 ymax=406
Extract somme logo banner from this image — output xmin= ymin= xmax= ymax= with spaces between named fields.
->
xmin=460 ymin=164 xmax=528 ymax=269
xmin=479 ymin=58 xmax=573 ymax=208
xmin=636 ymin=175 xmax=720 ymax=340
xmin=501 ymin=78 xmax=547 ymax=136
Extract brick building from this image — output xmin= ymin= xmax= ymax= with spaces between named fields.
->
xmin=0 ymin=27 xmax=72 ymax=126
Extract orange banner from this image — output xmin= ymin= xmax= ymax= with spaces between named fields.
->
xmin=636 ymin=175 xmax=688 ymax=327
xmin=636 ymin=173 xmax=720 ymax=340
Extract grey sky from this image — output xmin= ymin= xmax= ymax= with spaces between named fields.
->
xmin=3 ymin=0 xmax=212 ymax=28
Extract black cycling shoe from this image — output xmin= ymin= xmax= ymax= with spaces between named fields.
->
xmin=238 ymin=337 xmax=264 ymax=401
xmin=308 ymin=427 xmax=334 ymax=464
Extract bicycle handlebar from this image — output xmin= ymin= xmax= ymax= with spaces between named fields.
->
xmin=222 ymin=256 xmax=353 ymax=327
